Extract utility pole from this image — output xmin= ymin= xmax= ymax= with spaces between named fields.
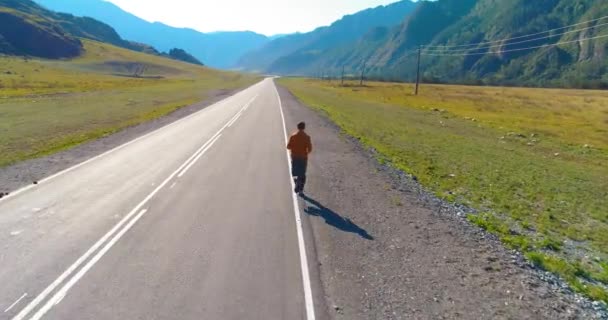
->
xmin=415 ymin=45 xmax=422 ymax=95
xmin=341 ymin=65 xmax=345 ymax=85
xmin=360 ymin=60 xmax=367 ymax=86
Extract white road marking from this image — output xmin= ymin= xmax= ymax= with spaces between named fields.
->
xmin=176 ymin=93 xmax=258 ymax=177
xmin=11 ymin=93 xmax=259 ymax=320
xmin=225 ymin=111 xmax=242 ymax=127
xmin=243 ymin=99 xmax=255 ymax=111
xmin=30 ymin=209 xmax=150 ymax=320
xmin=177 ymin=134 xmax=221 ymax=178
xmin=226 ymin=112 xmax=242 ymax=127
xmin=227 ymin=98 xmax=256 ymax=127
xmin=4 ymin=293 xmax=27 ymax=313
xmin=0 ymin=84 xmax=262 ymax=205
xmin=9 ymin=230 xmax=23 ymax=236
xmin=169 ymin=182 xmax=177 ymax=189
xmin=273 ymin=81 xmax=316 ymax=320
xmin=226 ymin=94 xmax=257 ymax=126
xmin=53 ymin=293 xmax=65 ymax=306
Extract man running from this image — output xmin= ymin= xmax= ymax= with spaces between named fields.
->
xmin=287 ymin=122 xmax=312 ymax=194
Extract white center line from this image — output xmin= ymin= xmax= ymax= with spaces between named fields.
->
xmin=30 ymin=209 xmax=150 ymax=320
xmin=225 ymin=111 xmax=242 ymax=127
xmin=243 ymin=101 xmax=253 ymax=111
xmin=4 ymin=293 xmax=27 ymax=313
xmin=177 ymin=134 xmax=222 ymax=178
xmin=11 ymin=93 xmax=259 ymax=320
xmin=226 ymin=113 xmax=242 ymax=127
xmin=274 ymin=81 xmax=316 ymax=320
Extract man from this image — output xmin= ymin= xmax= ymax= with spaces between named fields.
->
xmin=287 ymin=122 xmax=312 ymax=194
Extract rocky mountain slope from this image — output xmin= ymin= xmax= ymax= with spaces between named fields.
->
xmin=240 ymin=0 xmax=608 ymax=88
xmin=236 ymin=0 xmax=417 ymax=73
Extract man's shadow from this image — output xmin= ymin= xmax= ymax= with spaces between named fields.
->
xmin=301 ymin=194 xmax=373 ymax=240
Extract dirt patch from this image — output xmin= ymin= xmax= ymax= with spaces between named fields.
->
xmin=98 ymin=60 xmax=181 ymax=76
xmin=111 ymin=74 xmax=165 ymax=79
xmin=277 ymin=83 xmax=606 ymax=320
xmin=0 ymin=87 xmax=239 ymax=195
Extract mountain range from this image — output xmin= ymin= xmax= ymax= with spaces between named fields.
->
xmin=237 ymin=0 xmax=608 ymax=88
xmin=6 ymin=0 xmax=608 ymax=87
xmin=401 ymin=0 xmax=608 ymax=88
xmin=236 ymin=0 xmax=418 ymax=73
xmin=34 ymin=0 xmax=270 ymax=68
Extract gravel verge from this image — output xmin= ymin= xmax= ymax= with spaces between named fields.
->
xmin=277 ymin=83 xmax=607 ymax=320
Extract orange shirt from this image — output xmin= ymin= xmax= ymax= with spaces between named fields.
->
xmin=287 ymin=130 xmax=312 ymax=159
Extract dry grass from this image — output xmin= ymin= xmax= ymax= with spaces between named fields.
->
xmin=313 ymin=81 xmax=608 ymax=150
xmin=0 ymin=39 xmax=259 ymax=166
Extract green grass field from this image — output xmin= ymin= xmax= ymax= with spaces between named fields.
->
xmin=0 ymin=39 xmax=259 ymax=167
xmin=279 ymin=78 xmax=608 ymax=303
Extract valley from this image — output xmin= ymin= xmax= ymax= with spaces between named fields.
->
xmin=1 ymin=0 xmax=607 ymax=318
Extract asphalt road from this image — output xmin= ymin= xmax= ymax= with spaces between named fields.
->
xmin=0 ymin=79 xmax=317 ymax=320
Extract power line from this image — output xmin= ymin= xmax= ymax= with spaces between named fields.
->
xmin=421 ymin=33 xmax=608 ymax=56
xmin=423 ymin=21 xmax=608 ymax=53
xmin=423 ymin=15 xmax=608 ymax=49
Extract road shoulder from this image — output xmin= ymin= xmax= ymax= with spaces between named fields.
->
xmin=277 ymin=83 xmax=601 ymax=319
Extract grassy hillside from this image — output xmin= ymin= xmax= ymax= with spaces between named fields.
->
xmin=0 ymin=0 xmax=203 ymax=63
xmin=0 ymin=39 xmax=259 ymax=167
xmin=0 ymin=5 xmax=83 ymax=58
xmin=279 ymin=78 xmax=608 ymax=303
xmin=0 ymin=0 xmax=149 ymax=58
xmin=164 ymin=48 xmax=203 ymax=66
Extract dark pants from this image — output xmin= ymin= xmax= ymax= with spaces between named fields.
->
xmin=291 ymin=158 xmax=308 ymax=190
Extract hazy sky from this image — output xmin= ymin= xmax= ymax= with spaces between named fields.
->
xmin=105 ymin=0 xmax=401 ymax=36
